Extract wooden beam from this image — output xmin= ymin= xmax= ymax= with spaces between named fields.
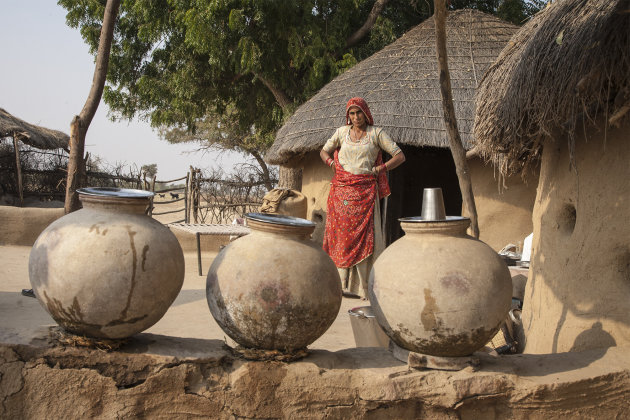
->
xmin=13 ymin=135 xmax=24 ymax=207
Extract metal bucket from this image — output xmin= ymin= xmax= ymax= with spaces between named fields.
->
xmin=348 ymin=306 xmax=390 ymax=348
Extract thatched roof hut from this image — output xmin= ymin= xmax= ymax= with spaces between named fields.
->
xmin=265 ymin=10 xmax=539 ymax=251
xmin=474 ymin=0 xmax=630 ymax=354
xmin=266 ymin=9 xmax=518 ymax=165
xmin=475 ymin=0 xmax=630 ymax=176
xmin=0 ymin=108 xmax=69 ymax=151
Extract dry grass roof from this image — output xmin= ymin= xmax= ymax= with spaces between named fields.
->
xmin=266 ymin=9 xmax=518 ymax=165
xmin=0 ymin=108 xmax=69 ymax=151
xmin=475 ymin=0 xmax=630 ymax=176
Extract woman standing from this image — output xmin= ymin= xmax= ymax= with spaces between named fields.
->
xmin=320 ymin=97 xmax=405 ymax=299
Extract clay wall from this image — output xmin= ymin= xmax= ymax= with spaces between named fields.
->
xmin=301 ymin=151 xmax=333 ymax=245
xmin=2 ymin=339 xmax=629 ymax=419
xmin=0 ymin=206 xmax=64 ymax=246
xmin=464 ymin=157 xmax=538 ymax=251
xmin=522 ymin=122 xmax=630 ymax=353
xmin=0 ymin=205 xmax=227 ymax=252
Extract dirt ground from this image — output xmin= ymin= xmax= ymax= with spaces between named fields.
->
xmin=0 ymin=200 xmax=363 ymax=351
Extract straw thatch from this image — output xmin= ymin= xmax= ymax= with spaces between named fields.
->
xmin=266 ymin=9 xmax=519 ymax=165
xmin=0 ymin=108 xmax=69 ymax=151
xmin=475 ymin=0 xmax=630 ymax=176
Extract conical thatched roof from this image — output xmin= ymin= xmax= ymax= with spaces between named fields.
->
xmin=266 ymin=9 xmax=518 ymax=165
xmin=475 ymin=0 xmax=630 ymax=176
xmin=0 ymin=108 xmax=69 ymax=151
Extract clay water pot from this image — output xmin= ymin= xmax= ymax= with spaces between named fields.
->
xmin=369 ymin=216 xmax=511 ymax=357
xmin=29 ymin=187 xmax=185 ymax=339
xmin=206 ymin=213 xmax=342 ymax=350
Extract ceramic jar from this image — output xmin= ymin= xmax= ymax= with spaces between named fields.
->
xmin=369 ymin=216 xmax=512 ymax=357
xmin=29 ymin=187 xmax=185 ymax=339
xmin=206 ymin=213 xmax=341 ymax=350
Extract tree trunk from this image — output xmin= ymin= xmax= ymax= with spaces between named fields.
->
xmin=277 ymin=166 xmax=302 ymax=191
xmin=250 ymin=150 xmax=275 ymax=191
xmin=345 ymin=0 xmax=390 ymax=48
xmin=433 ymin=0 xmax=479 ymax=238
xmin=254 ymin=72 xmax=293 ymax=109
xmin=64 ymin=0 xmax=121 ymax=214
xmin=12 ymin=135 xmax=23 ymax=207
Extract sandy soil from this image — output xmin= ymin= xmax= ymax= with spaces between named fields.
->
xmin=0 ymin=201 xmax=364 ymax=351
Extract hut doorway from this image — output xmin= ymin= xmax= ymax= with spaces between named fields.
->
xmin=383 ymin=145 xmax=462 ymax=244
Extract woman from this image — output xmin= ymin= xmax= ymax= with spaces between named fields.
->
xmin=320 ymin=97 xmax=405 ymax=299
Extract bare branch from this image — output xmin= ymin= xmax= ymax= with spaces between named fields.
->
xmin=345 ymin=0 xmax=391 ymax=48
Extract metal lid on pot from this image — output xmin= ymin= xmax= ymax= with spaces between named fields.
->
xmin=246 ymin=212 xmax=315 ymax=227
xmin=77 ymin=187 xmax=154 ymax=199
xmin=400 ymin=215 xmax=469 ymax=223
xmin=400 ymin=187 xmax=469 ymax=223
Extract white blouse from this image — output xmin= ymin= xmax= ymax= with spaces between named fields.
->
xmin=322 ymin=125 xmax=401 ymax=175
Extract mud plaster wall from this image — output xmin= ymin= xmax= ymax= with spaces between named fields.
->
xmin=0 ymin=206 xmax=64 ymax=246
xmin=301 ymin=152 xmax=536 ymax=251
xmin=522 ymin=122 xmax=630 ymax=354
xmin=0 ymin=205 xmax=227 ymax=252
xmin=301 ymin=151 xmax=334 ymax=245
xmin=463 ymin=157 xmax=538 ymax=251
xmin=1 ymin=340 xmax=630 ymax=419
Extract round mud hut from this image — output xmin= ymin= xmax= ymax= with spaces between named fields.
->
xmin=475 ymin=0 xmax=630 ymax=353
xmin=266 ymin=9 xmax=535 ymax=250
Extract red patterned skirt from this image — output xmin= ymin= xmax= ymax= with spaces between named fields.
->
xmin=323 ymin=151 xmax=390 ymax=268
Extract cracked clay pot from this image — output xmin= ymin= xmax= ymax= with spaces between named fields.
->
xmin=29 ymin=187 xmax=185 ymax=339
xmin=206 ymin=213 xmax=342 ymax=351
xmin=369 ymin=216 xmax=512 ymax=357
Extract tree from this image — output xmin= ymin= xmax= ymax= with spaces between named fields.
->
xmin=59 ymin=0 xmax=429 ymax=187
xmin=159 ymin=105 xmax=276 ymax=190
xmin=64 ymin=0 xmax=120 ymax=213
xmin=59 ymin=1 xmax=542 ymax=189
xmin=141 ymin=163 xmax=158 ymax=178
xmin=448 ymin=0 xmax=544 ymax=25
xmin=434 ymin=0 xmax=479 ymax=238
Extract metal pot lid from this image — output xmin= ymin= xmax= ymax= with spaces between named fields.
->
xmin=399 ymin=215 xmax=469 ymax=223
xmin=246 ymin=212 xmax=315 ymax=227
xmin=77 ymin=187 xmax=154 ymax=199
xmin=348 ymin=306 xmax=376 ymax=318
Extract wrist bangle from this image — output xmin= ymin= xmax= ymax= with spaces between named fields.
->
xmin=381 ymin=164 xmax=387 ymax=172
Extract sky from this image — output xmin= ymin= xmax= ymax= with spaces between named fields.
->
xmin=1 ymin=1 xmax=243 ymax=180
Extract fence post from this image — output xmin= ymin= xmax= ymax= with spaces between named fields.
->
xmin=12 ymin=135 xmax=24 ymax=207
xmin=192 ymin=167 xmax=199 ymax=224
xmin=184 ymin=170 xmax=190 ymax=223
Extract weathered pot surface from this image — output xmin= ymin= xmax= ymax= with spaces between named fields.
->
xmin=369 ymin=216 xmax=512 ymax=357
xmin=206 ymin=212 xmax=342 ymax=351
xmin=29 ymin=187 xmax=185 ymax=339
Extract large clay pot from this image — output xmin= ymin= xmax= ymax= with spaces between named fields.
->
xmin=207 ymin=213 xmax=341 ymax=350
xmin=369 ymin=216 xmax=511 ymax=357
xmin=29 ymin=187 xmax=185 ymax=339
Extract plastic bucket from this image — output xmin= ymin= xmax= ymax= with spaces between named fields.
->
xmin=348 ymin=306 xmax=390 ymax=348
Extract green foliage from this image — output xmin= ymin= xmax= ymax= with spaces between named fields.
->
xmin=448 ymin=0 xmax=544 ymax=25
xmin=58 ymin=0 xmax=427 ymax=156
xmin=58 ymin=0 xmax=542 ymax=162
xmin=141 ymin=163 xmax=158 ymax=177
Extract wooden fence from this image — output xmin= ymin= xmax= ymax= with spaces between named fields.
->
xmin=145 ymin=167 xmax=270 ymax=224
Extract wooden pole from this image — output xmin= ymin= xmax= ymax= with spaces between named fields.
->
xmin=64 ymin=0 xmax=121 ymax=214
xmin=12 ymin=135 xmax=24 ymax=207
xmin=433 ymin=1 xmax=479 ymax=238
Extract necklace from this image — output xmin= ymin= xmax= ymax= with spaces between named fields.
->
xmin=351 ymin=127 xmax=366 ymax=143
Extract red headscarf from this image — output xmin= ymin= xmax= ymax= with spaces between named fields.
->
xmin=345 ymin=97 xmax=374 ymax=126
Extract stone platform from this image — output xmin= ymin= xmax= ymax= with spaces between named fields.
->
xmin=2 ymin=335 xmax=629 ymax=419
xmin=1 ymin=236 xmax=629 ymax=418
